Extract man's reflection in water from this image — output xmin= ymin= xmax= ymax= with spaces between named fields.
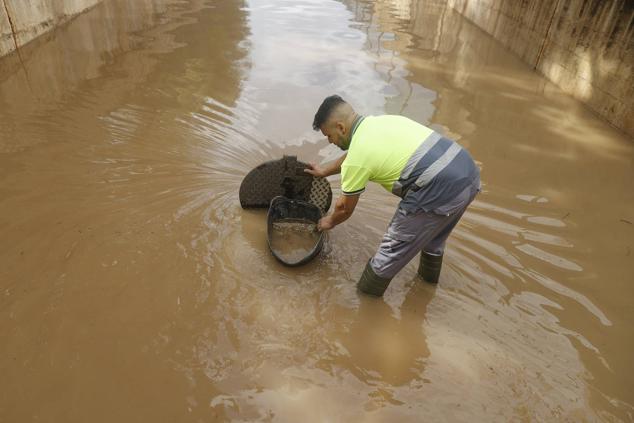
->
xmin=341 ymin=280 xmax=434 ymax=405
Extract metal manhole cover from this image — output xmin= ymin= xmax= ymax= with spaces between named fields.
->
xmin=239 ymin=155 xmax=332 ymax=215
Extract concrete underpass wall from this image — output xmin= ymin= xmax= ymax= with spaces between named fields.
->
xmin=448 ymin=0 xmax=634 ymax=138
xmin=0 ymin=0 xmax=101 ymax=57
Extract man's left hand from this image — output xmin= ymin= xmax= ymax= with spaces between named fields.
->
xmin=318 ymin=216 xmax=335 ymax=231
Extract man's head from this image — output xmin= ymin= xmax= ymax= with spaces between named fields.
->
xmin=312 ymin=95 xmax=357 ymax=151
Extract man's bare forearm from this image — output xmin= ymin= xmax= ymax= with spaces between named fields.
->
xmin=327 ymin=206 xmax=353 ymax=226
xmin=323 ymin=154 xmax=347 ymax=176
xmin=318 ymin=193 xmax=359 ymax=231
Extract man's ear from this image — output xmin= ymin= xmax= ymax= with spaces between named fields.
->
xmin=336 ymin=121 xmax=346 ymax=134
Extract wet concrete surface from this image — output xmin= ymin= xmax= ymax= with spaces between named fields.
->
xmin=0 ymin=0 xmax=633 ymax=421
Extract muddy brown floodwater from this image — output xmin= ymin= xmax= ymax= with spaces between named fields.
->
xmin=270 ymin=221 xmax=320 ymax=264
xmin=0 ymin=0 xmax=633 ymax=421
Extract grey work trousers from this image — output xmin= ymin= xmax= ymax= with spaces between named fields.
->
xmin=370 ymin=177 xmax=480 ymax=279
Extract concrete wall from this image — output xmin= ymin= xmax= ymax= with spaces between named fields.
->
xmin=0 ymin=0 xmax=101 ymax=57
xmin=447 ymin=0 xmax=634 ymax=138
xmin=0 ymin=0 xmax=174 ymax=120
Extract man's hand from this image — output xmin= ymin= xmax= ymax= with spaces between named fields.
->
xmin=303 ymin=154 xmax=347 ymax=178
xmin=317 ymin=194 xmax=360 ymax=231
xmin=317 ymin=215 xmax=335 ymax=231
xmin=304 ymin=163 xmax=327 ymax=178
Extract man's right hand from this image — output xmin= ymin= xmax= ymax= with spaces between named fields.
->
xmin=303 ymin=154 xmax=346 ymax=178
xmin=304 ymin=163 xmax=327 ymax=178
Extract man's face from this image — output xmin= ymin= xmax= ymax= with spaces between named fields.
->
xmin=320 ymin=120 xmax=349 ymax=151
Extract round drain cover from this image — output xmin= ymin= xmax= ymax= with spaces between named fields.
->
xmin=239 ymin=155 xmax=332 ymax=215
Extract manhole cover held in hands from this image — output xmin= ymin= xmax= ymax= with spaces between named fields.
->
xmin=239 ymin=155 xmax=332 ymax=215
xmin=267 ymin=196 xmax=324 ymax=267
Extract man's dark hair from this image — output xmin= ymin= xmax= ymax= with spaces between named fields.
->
xmin=312 ymin=95 xmax=346 ymax=130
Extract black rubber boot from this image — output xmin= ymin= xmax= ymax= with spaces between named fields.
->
xmin=357 ymin=261 xmax=392 ymax=297
xmin=418 ymin=251 xmax=443 ymax=284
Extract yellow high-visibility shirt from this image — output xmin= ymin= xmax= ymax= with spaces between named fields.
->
xmin=341 ymin=115 xmax=434 ymax=195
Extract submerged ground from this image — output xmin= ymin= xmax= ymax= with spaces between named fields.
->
xmin=0 ymin=0 xmax=633 ymax=421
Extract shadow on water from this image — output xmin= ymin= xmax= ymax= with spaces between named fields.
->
xmin=325 ymin=281 xmax=433 ymax=390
